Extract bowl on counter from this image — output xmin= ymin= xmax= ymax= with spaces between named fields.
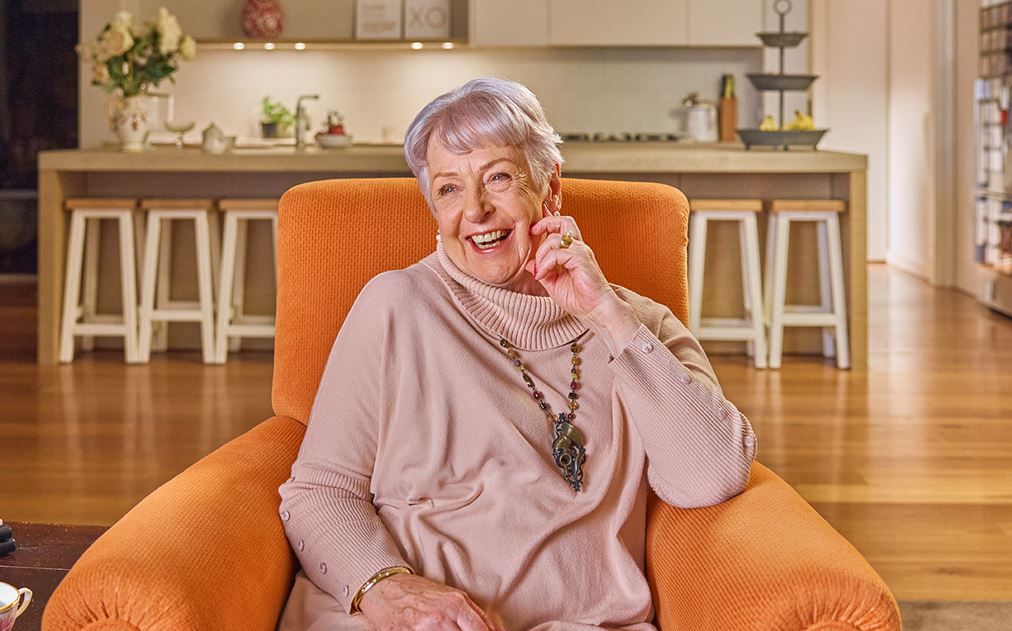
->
xmin=316 ymin=133 xmax=353 ymax=148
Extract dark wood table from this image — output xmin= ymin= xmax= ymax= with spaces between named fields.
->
xmin=0 ymin=522 xmax=107 ymax=631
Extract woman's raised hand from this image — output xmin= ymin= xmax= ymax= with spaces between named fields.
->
xmin=526 ymin=215 xmax=609 ymax=319
xmin=526 ymin=215 xmax=639 ymax=350
xmin=358 ymin=573 xmax=501 ymax=631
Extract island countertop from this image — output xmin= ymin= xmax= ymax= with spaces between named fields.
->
xmin=37 ymin=143 xmax=868 ymax=369
xmin=39 ymin=142 xmax=868 ymax=174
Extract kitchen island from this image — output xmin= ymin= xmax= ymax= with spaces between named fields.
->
xmin=37 ymin=143 xmax=868 ymax=367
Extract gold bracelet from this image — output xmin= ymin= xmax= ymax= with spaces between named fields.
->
xmin=349 ymin=565 xmax=414 ymax=615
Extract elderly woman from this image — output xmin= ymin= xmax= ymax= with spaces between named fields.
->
xmin=278 ymin=77 xmax=757 ymax=631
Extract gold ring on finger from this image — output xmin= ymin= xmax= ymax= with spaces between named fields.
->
xmin=560 ymin=232 xmax=574 ymax=248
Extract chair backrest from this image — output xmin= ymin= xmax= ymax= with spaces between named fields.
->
xmin=273 ymin=177 xmax=689 ymax=424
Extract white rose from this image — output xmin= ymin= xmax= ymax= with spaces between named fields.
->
xmin=96 ymin=24 xmax=133 ymax=61
xmin=112 ymin=11 xmax=134 ymax=30
xmin=75 ymin=42 xmax=94 ymax=60
xmin=92 ymin=62 xmax=111 ymax=84
xmin=179 ymin=35 xmax=197 ymax=61
xmin=155 ymin=7 xmax=182 ymax=54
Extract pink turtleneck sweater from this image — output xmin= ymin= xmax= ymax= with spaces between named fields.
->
xmin=277 ymin=245 xmax=757 ymax=631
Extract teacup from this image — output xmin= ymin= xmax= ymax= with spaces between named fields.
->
xmin=0 ymin=582 xmax=31 ymax=631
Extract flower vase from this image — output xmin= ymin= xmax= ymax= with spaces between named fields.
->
xmin=242 ymin=0 xmax=284 ymax=39
xmin=112 ymin=95 xmax=151 ymax=152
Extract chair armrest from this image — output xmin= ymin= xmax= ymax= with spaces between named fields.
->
xmin=645 ymin=462 xmax=901 ymax=631
xmin=43 ymin=415 xmax=305 ymax=631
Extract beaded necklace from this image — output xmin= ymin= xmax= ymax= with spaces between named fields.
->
xmin=498 ymin=337 xmax=587 ymax=492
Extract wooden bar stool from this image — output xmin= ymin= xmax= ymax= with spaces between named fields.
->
xmin=763 ymin=199 xmax=850 ymax=369
xmin=688 ymin=198 xmax=767 ymax=369
xmin=213 ymin=198 xmax=278 ymax=364
xmin=59 ymin=198 xmax=142 ymax=363
xmin=137 ymin=199 xmax=219 ymax=364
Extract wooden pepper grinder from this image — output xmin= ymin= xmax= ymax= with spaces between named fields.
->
xmin=719 ymin=74 xmax=738 ymax=142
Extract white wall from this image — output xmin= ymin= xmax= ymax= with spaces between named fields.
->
xmin=810 ymin=0 xmax=889 ymax=262
xmin=811 ymin=0 xmax=975 ymax=282
xmin=78 ymin=3 xmax=761 ymax=148
xmin=956 ymin=1 xmax=985 ymax=295
xmin=886 ymin=0 xmax=936 ymax=279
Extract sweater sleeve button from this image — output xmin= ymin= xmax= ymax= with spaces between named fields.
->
xmin=343 ymin=585 xmax=350 ymax=597
xmin=280 ymin=510 xmax=290 ymax=521
xmin=744 ymin=434 xmax=756 ymax=447
xmin=678 ymin=372 xmax=692 ymax=385
xmin=298 ymin=539 xmax=305 ymax=551
xmin=319 ymin=562 xmax=328 ymax=574
xmin=641 ymin=342 xmax=654 ymax=353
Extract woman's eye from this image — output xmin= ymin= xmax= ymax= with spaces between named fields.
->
xmin=438 ymin=184 xmax=458 ymax=196
xmin=486 ymin=172 xmax=512 ymax=191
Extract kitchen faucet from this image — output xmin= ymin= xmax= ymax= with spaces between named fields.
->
xmin=295 ymin=94 xmax=320 ymax=148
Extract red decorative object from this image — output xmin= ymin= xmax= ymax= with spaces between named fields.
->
xmin=242 ymin=0 xmax=284 ymax=39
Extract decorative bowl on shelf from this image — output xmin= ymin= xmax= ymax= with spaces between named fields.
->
xmin=746 ymin=73 xmax=818 ymax=92
xmin=737 ymin=128 xmax=828 ymax=150
xmin=756 ymin=32 xmax=808 ymax=47
xmin=316 ymin=133 xmax=353 ymax=148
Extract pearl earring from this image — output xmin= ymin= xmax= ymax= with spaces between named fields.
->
xmin=435 ymin=231 xmax=442 ymax=242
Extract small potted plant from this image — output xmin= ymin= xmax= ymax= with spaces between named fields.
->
xmin=261 ymin=97 xmax=294 ymax=139
xmin=76 ymin=8 xmax=196 ymax=151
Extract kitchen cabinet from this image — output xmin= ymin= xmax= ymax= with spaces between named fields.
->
xmin=548 ymin=0 xmax=688 ymax=46
xmin=687 ymin=0 xmax=764 ymax=46
xmin=543 ymin=0 xmax=762 ymax=48
xmin=470 ymin=0 xmax=548 ymax=46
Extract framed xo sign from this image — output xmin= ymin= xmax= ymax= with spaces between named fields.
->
xmin=404 ymin=0 xmax=450 ymax=39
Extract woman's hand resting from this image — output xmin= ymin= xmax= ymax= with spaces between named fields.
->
xmin=358 ymin=573 xmax=501 ymax=631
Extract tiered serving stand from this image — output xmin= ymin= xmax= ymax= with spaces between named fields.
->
xmin=737 ymin=0 xmax=828 ymax=150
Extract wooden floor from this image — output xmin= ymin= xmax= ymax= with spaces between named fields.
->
xmin=1 ymin=265 xmax=1010 ymax=601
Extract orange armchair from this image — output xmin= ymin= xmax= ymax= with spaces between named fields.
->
xmin=43 ymin=178 xmax=901 ymax=630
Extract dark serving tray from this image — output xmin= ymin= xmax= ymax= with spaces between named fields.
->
xmin=737 ymin=128 xmax=828 ymax=150
xmin=756 ymin=32 xmax=808 ymax=47
xmin=746 ymin=73 xmax=818 ymax=92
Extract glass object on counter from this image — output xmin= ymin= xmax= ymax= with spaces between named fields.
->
xmin=165 ymin=121 xmax=195 ymax=149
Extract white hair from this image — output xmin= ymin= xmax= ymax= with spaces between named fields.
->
xmin=403 ymin=78 xmax=564 ymax=209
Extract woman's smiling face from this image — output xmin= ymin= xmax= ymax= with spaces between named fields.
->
xmin=428 ymin=137 xmax=551 ymax=292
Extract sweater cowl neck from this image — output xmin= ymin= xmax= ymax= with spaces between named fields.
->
xmin=425 ymin=242 xmax=588 ymax=351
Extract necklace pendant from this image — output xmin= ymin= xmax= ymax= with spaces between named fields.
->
xmin=552 ymin=413 xmax=586 ymax=492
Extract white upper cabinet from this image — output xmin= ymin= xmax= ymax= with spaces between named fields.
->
xmin=548 ymin=0 xmax=689 ymax=46
xmin=687 ymin=0 xmax=764 ymax=46
xmin=471 ymin=0 xmax=549 ymax=46
xmin=471 ymin=0 xmax=768 ymax=48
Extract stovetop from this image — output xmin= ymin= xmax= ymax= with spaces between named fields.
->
xmin=560 ymin=132 xmax=682 ymax=143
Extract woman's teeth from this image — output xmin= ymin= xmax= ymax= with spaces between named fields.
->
xmin=471 ymin=229 xmax=511 ymax=249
